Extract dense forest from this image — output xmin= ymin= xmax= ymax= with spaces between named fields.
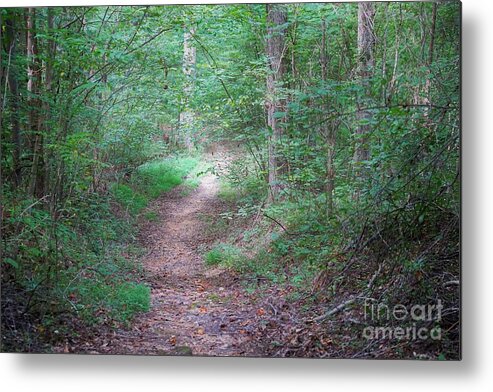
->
xmin=1 ymin=2 xmax=460 ymax=359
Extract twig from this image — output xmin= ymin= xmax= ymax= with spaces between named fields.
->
xmin=263 ymin=213 xmax=293 ymax=235
xmin=314 ymin=297 xmax=357 ymax=322
xmin=19 ymin=195 xmax=51 ymax=217
xmin=249 ymin=197 xmax=267 ymax=231
xmin=315 ymin=264 xmax=382 ymax=323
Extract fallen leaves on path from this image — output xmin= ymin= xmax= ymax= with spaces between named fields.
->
xmin=60 ymin=173 xmax=275 ymax=356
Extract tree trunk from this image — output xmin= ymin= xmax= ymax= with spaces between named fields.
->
xmin=354 ymin=2 xmax=376 ymax=175
xmin=321 ymin=18 xmax=336 ymax=217
xmin=422 ymin=3 xmax=437 ymax=110
xmin=180 ymin=26 xmax=196 ymax=152
xmin=266 ymin=4 xmax=288 ymax=202
xmin=26 ymin=8 xmax=45 ymax=199
xmin=5 ymin=13 xmax=22 ymax=187
xmin=45 ymin=8 xmax=56 ymax=206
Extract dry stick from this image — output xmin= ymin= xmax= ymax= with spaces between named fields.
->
xmin=262 ymin=212 xmax=293 ymax=235
xmin=12 ymin=195 xmax=51 ymax=220
xmin=314 ymin=297 xmax=357 ymax=322
xmin=326 ymin=154 xmax=434 ymax=285
xmin=443 ymin=280 xmax=460 ymax=287
xmin=249 ymin=197 xmax=268 ymax=231
xmin=314 ymin=263 xmax=382 ymax=323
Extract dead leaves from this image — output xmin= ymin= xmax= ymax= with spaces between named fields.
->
xmin=196 ymin=327 xmax=205 ymax=335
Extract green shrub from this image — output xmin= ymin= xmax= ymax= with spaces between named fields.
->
xmin=204 ymin=248 xmax=223 ymax=266
xmin=204 ymin=243 xmax=245 ymax=268
xmin=0 ymin=188 xmax=151 ymax=351
xmin=218 ymin=181 xmax=239 ymax=203
xmin=111 ymin=156 xmax=199 ymax=215
xmin=111 ymin=183 xmax=149 ymax=214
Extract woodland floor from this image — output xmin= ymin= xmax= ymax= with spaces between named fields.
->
xmin=63 ymin=165 xmax=278 ymax=356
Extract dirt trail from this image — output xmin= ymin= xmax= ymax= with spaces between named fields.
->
xmin=85 ymin=171 xmax=264 ymax=356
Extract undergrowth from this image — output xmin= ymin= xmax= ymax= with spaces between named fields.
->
xmin=203 ymin=154 xmax=460 ymax=359
xmin=111 ymin=156 xmax=198 ymax=215
xmin=1 ymin=156 xmax=197 ymax=352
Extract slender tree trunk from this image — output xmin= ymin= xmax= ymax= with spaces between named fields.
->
xmin=5 ymin=14 xmax=22 ymax=187
xmin=422 ymin=3 xmax=437 ymax=109
xmin=45 ymin=8 xmax=56 ymax=206
xmin=180 ymin=26 xmax=196 ymax=152
xmin=354 ymin=2 xmax=376 ymax=174
xmin=266 ymin=4 xmax=288 ymax=202
xmin=27 ymin=8 xmax=45 ymax=199
xmin=321 ymin=18 xmax=336 ymax=217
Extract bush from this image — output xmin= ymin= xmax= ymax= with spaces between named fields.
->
xmin=204 ymin=243 xmax=245 ymax=268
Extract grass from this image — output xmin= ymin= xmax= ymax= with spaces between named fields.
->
xmin=3 ymin=155 xmax=200 ymax=351
xmin=111 ymin=184 xmax=148 ymax=215
xmin=136 ymin=157 xmax=198 ymax=197
xmin=144 ymin=211 xmax=159 ymax=221
xmin=203 ymin=241 xmax=285 ymax=285
xmin=0 ymin=189 xmax=154 ymax=351
xmin=204 ymin=243 xmax=245 ymax=268
xmin=217 ymin=181 xmax=239 ymax=203
xmin=111 ymin=156 xmax=199 ymax=215
xmin=77 ymin=280 xmax=150 ymax=325
xmin=181 ymin=159 xmax=214 ymax=195
xmin=204 ymin=174 xmax=323 ymax=291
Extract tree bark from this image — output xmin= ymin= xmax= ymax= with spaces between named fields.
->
xmin=354 ymin=2 xmax=376 ymax=174
xmin=266 ymin=4 xmax=288 ymax=202
xmin=180 ymin=25 xmax=196 ymax=152
xmin=422 ymin=3 xmax=437 ymax=109
xmin=321 ymin=18 xmax=336 ymax=217
xmin=26 ymin=8 xmax=45 ymax=199
xmin=5 ymin=13 xmax=22 ymax=187
xmin=45 ymin=8 xmax=56 ymax=205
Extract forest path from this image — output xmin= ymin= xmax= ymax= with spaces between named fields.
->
xmin=84 ymin=159 xmax=265 ymax=356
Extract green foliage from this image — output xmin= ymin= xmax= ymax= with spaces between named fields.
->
xmin=111 ymin=183 xmax=148 ymax=215
xmin=217 ymin=181 xmax=239 ymax=203
xmin=0 ymin=190 xmax=150 ymax=350
xmin=144 ymin=211 xmax=159 ymax=221
xmin=111 ymin=156 xmax=198 ymax=215
xmin=77 ymin=281 xmax=150 ymax=324
xmin=135 ymin=157 xmax=198 ymax=197
xmin=204 ymin=243 xmax=245 ymax=268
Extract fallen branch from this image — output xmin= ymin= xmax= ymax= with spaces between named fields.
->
xmin=314 ymin=264 xmax=382 ymax=323
xmin=443 ymin=280 xmax=460 ymax=287
xmin=314 ymin=297 xmax=357 ymax=322
xmin=263 ymin=213 xmax=293 ymax=235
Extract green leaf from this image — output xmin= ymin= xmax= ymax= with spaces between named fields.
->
xmin=3 ymin=257 xmax=19 ymax=269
